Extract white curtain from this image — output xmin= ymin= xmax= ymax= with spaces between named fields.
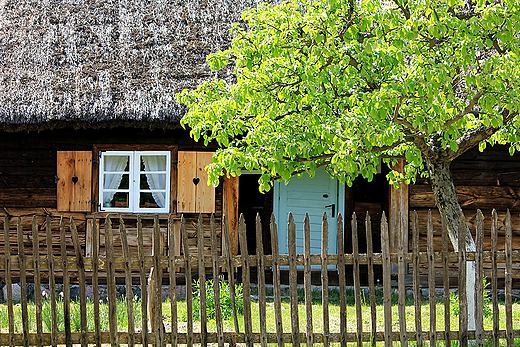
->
xmin=141 ymin=156 xmax=166 ymax=208
xmin=103 ymin=156 xmax=129 ymax=205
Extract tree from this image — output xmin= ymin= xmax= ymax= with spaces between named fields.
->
xmin=177 ymin=0 xmax=520 ymax=330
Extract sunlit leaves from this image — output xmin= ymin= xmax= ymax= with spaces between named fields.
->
xmin=177 ymin=0 xmax=520 ymax=190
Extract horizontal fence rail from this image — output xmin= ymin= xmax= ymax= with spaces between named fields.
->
xmin=0 ymin=210 xmax=519 ymax=346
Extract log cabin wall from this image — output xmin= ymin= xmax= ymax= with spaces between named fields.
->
xmin=0 ymin=127 xmax=223 ymax=269
xmin=410 ymin=145 xmax=520 ymax=284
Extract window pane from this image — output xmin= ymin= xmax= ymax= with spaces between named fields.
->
xmin=140 ymin=173 xmax=166 ymax=190
xmin=102 ymin=192 xmax=129 ymax=208
xmin=141 ymin=155 xmax=167 ymax=172
xmin=104 ymin=173 xmax=129 ymax=190
xmin=140 ymin=192 xmax=166 ymax=209
xmin=104 ymin=155 xmax=129 ymax=172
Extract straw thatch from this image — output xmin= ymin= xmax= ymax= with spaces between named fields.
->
xmin=0 ymin=0 xmax=261 ymax=132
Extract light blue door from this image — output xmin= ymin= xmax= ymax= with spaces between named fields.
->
xmin=273 ymin=167 xmax=344 ymax=257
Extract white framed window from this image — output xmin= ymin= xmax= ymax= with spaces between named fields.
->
xmin=99 ymin=151 xmax=171 ymax=213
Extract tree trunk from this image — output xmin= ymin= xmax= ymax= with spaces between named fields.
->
xmin=425 ymin=157 xmax=477 ymax=332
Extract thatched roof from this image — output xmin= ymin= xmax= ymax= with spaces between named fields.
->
xmin=0 ymin=0 xmax=260 ymax=132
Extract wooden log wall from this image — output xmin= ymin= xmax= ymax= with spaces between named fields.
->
xmin=0 ymin=127 xmax=225 ymax=275
xmin=410 ymin=145 xmax=520 ymax=281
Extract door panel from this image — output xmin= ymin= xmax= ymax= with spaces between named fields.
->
xmin=274 ymin=167 xmax=344 ymax=257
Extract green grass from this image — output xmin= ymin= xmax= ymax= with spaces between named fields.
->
xmin=1 ymin=287 xmax=520 ymax=344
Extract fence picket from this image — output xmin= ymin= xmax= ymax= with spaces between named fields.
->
xmin=31 ymin=217 xmax=43 ymax=347
xmin=256 ymin=214 xmax=268 ymax=347
xmin=442 ymin=214 xmax=451 ymax=347
xmin=222 ymin=215 xmax=239 ymax=347
xmin=352 ymin=213 xmax=362 ymax=347
xmin=169 ymin=215 xmax=179 ymax=347
xmin=398 ymin=213 xmax=408 ymax=347
xmin=16 ymin=217 xmax=29 ymax=347
xmin=197 ymin=214 xmax=207 ymax=347
xmin=475 ymin=210 xmax=484 ymax=347
xmin=119 ymin=218 xmax=135 ymax=347
xmin=427 ymin=210 xmax=436 ymax=347
xmin=70 ymin=218 xmax=88 ymax=347
xmin=45 ymin=215 xmax=58 ymax=347
xmin=105 ymin=216 xmax=118 ymax=347
xmin=381 ymin=212 xmax=392 ymax=347
xmin=270 ymin=213 xmax=285 ymax=347
xmin=412 ymin=211 xmax=423 ymax=347
xmin=154 ymin=215 xmax=164 ymax=347
xmin=4 ymin=216 xmax=14 ymax=347
xmin=239 ymin=214 xmax=253 ymax=347
xmin=137 ymin=216 xmax=149 ymax=347
xmin=505 ymin=210 xmax=513 ymax=347
xmin=365 ymin=213 xmax=376 ymax=347
xmin=336 ymin=213 xmax=347 ymax=347
xmin=210 ymin=214 xmax=224 ymax=347
xmin=458 ymin=213 xmax=468 ymax=347
xmin=181 ymin=216 xmax=194 ymax=347
xmin=287 ymin=213 xmax=300 ymax=347
xmin=59 ymin=217 xmax=72 ymax=347
xmin=319 ymin=213 xmax=326 ymax=347
xmin=491 ymin=209 xmax=499 ymax=347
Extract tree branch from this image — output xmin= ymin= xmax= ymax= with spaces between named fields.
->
xmin=443 ymin=89 xmax=486 ymax=129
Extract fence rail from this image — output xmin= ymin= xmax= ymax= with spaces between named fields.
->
xmin=1 ymin=210 xmax=519 ymax=347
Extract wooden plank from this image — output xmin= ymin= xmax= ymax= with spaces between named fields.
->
xmin=16 ymin=217 xmax=29 ymax=347
xmin=70 ymin=218 xmax=88 ymax=347
xmin=177 ymin=152 xmax=197 ymax=213
xmin=398 ymin=213 xmax=408 ymax=347
xmin=85 ymin=219 xmax=94 ymax=257
xmin=505 ymin=210 xmax=513 ymax=347
xmin=491 ymin=210 xmax=499 ymax=347
xmin=256 ymin=214 xmax=268 ymax=347
xmin=287 ymin=213 xmax=300 ymax=347
xmin=270 ymin=213 xmax=284 ymax=347
xmin=428 ymin=211 xmax=436 ymax=347
xmin=222 ymin=215 xmax=239 ymax=347
xmin=31 ymin=217 xmax=43 ymax=347
xmin=239 ymin=214 xmax=253 ymax=347
xmin=197 ymin=214 xmax=208 ymax=347
xmin=59 ymin=218 xmax=72 ymax=347
xmin=381 ymin=212 xmax=392 ymax=347
xmin=442 ymin=214 xmax=450 ymax=347
xmin=365 ymin=214 xmax=376 ymax=347
xmin=412 ymin=212 xmax=423 ymax=347
xmin=458 ymin=214 xmax=468 ymax=347
xmin=119 ymin=218 xmax=135 ymax=347
xmin=91 ymin=216 xmax=101 ymax=347
xmin=475 ymin=210 xmax=484 ymax=347
xmin=390 ymin=159 xmax=409 ymax=253
xmin=210 ymin=214 xmax=224 ymax=347
xmin=45 ymin=216 xmax=58 ymax=347
xmin=319 ymin=213 xmax=327 ymax=347
xmin=105 ymin=217 xmax=118 ymax=347
xmin=223 ymin=176 xmax=239 ymax=256
xmin=336 ymin=214 xmax=347 ymax=347
xmin=351 ymin=213 xmax=362 ymax=347
xmin=181 ymin=216 xmax=194 ymax=347
xmin=4 ymin=216 xmax=14 ymax=347
xmin=137 ymin=216 xmax=149 ymax=347
xmin=196 ymin=152 xmax=215 ymax=213
xmin=153 ymin=215 xmax=164 ymax=347
xmin=169 ymin=215 xmax=179 ymax=347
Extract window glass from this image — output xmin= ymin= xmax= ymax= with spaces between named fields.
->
xmin=102 ymin=192 xmax=129 ymax=208
xmin=140 ymin=173 xmax=166 ymax=190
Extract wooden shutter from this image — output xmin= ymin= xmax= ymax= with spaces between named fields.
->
xmin=57 ymin=151 xmax=92 ymax=212
xmin=177 ymin=151 xmax=215 ymax=213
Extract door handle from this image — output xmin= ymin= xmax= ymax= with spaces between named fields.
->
xmin=324 ymin=204 xmax=335 ymax=217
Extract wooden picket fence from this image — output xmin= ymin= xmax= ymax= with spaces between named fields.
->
xmin=0 ymin=210 xmax=519 ymax=347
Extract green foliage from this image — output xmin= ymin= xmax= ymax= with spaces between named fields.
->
xmin=192 ymin=278 xmax=244 ymax=321
xmin=177 ymin=0 xmax=520 ymax=190
xmin=450 ymin=278 xmax=493 ymax=318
